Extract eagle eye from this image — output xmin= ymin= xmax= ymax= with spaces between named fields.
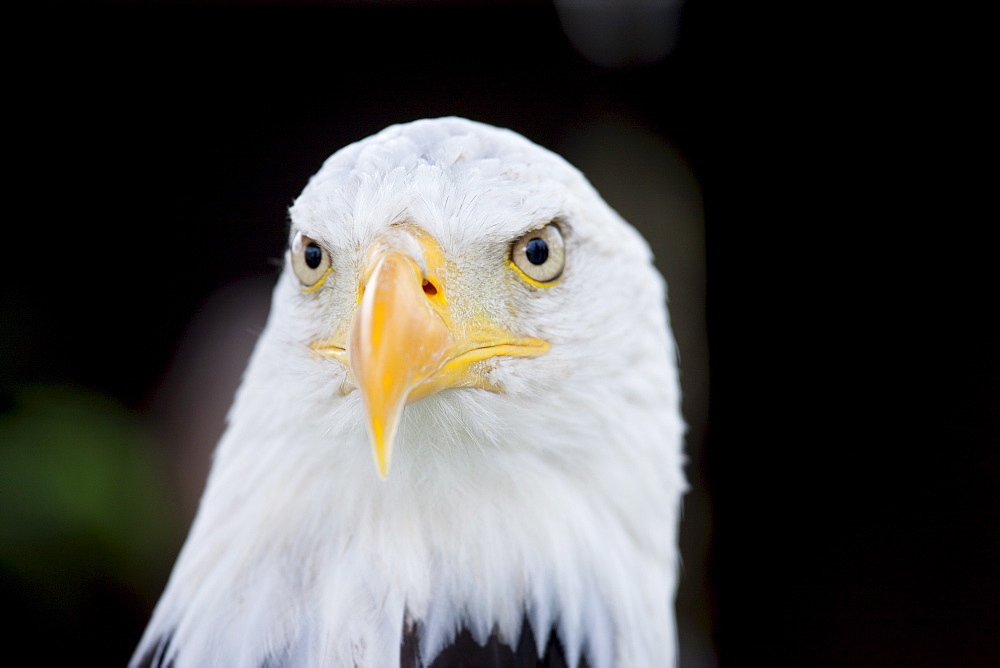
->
xmin=291 ymin=232 xmax=331 ymax=289
xmin=510 ymin=222 xmax=565 ymax=284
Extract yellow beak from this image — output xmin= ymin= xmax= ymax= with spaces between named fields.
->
xmin=312 ymin=227 xmax=548 ymax=479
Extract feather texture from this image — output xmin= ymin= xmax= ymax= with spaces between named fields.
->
xmin=132 ymin=117 xmax=686 ymax=667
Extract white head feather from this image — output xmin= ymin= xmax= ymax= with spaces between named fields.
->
xmin=133 ymin=117 xmax=686 ymax=667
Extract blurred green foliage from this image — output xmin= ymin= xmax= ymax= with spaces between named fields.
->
xmin=0 ymin=385 xmax=182 ymax=662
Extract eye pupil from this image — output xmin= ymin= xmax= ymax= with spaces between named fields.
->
xmin=304 ymin=243 xmax=323 ymax=269
xmin=525 ymin=237 xmax=548 ymax=265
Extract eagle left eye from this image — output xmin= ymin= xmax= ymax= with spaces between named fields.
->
xmin=291 ymin=232 xmax=331 ymax=289
xmin=510 ymin=222 xmax=565 ymax=284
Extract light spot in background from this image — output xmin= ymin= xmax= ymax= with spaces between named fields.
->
xmin=555 ymin=0 xmax=687 ymax=67
xmin=143 ymin=274 xmax=274 ymax=525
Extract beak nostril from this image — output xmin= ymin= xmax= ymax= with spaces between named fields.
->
xmin=422 ymin=279 xmax=438 ymax=297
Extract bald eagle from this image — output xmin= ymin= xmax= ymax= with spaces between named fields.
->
xmin=133 ymin=117 xmax=686 ymax=668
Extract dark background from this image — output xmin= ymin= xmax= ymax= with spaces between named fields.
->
xmin=2 ymin=1 xmax=996 ymax=666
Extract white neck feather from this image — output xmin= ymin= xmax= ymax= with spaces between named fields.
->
xmin=136 ymin=303 xmax=685 ymax=668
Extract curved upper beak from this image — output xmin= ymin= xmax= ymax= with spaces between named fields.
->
xmin=312 ymin=227 xmax=548 ymax=479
